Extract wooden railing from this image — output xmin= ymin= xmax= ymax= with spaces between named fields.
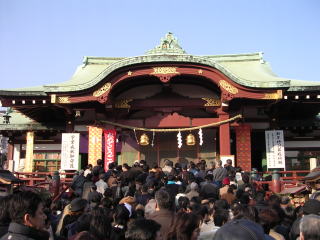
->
xmin=257 ymin=170 xmax=310 ymax=182
xmin=14 ymin=171 xmax=76 ymax=201
xmin=14 ymin=171 xmax=75 ymax=186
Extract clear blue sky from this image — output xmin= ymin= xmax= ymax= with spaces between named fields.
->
xmin=0 ymin=0 xmax=319 ymax=89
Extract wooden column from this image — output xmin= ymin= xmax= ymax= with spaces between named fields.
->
xmin=219 ymin=113 xmax=231 ymax=156
xmin=24 ymin=131 xmax=34 ymax=172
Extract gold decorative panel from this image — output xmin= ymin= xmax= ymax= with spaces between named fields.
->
xmin=58 ymin=96 xmax=70 ymax=103
xmin=219 ymin=80 xmax=239 ymax=94
xmin=93 ymin=82 xmax=112 ymax=97
xmin=202 ymin=98 xmax=221 ymax=106
xmin=263 ymin=90 xmax=283 ymax=99
xmin=151 ymin=67 xmax=179 ymax=75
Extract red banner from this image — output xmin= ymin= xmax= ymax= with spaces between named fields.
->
xmin=104 ymin=129 xmax=117 ymax=171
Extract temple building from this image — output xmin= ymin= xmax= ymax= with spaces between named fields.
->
xmin=1 ymin=33 xmax=320 ymax=172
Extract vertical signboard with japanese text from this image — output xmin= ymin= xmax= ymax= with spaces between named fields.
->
xmin=104 ymin=129 xmax=116 ymax=171
xmin=265 ymin=130 xmax=285 ymax=169
xmin=61 ymin=133 xmax=80 ymax=170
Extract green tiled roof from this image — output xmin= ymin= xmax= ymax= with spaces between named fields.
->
xmin=44 ymin=52 xmax=293 ymax=92
xmin=0 ymin=33 xmax=319 ymax=95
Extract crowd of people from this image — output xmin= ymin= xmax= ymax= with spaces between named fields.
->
xmin=0 ymin=158 xmax=320 ymax=240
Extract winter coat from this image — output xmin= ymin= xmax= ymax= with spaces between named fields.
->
xmin=1 ymin=222 xmax=49 ymax=240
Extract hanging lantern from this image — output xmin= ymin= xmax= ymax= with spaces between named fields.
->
xmin=139 ymin=133 xmax=149 ymax=146
xmin=186 ymin=133 xmax=196 ymax=146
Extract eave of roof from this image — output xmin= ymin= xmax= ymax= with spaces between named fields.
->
xmin=0 ymin=85 xmax=46 ymax=96
xmin=0 ymin=111 xmax=62 ymax=131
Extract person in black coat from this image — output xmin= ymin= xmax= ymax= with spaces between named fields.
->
xmin=1 ymin=191 xmax=49 ymax=240
xmin=0 ymin=196 xmax=10 ymax=238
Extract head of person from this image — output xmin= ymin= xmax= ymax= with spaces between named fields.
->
xmin=254 ymin=191 xmax=266 ymax=203
xmin=191 ymin=204 xmax=208 ymax=223
xmin=113 ymin=204 xmax=130 ymax=226
xmin=199 ymin=163 xmax=206 ymax=171
xmin=100 ymin=198 xmax=113 ymax=209
xmin=300 ymin=214 xmax=320 ymax=240
xmin=97 ymin=159 xmax=103 ymax=166
xmin=177 ymin=196 xmax=190 ymax=211
xmin=226 ymin=159 xmax=232 ymax=166
xmin=303 ymin=199 xmax=320 ymax=215
xmin=9 ymin=191 xmax=46 ymax=230
xmin=258 ymin=208 xmax=280 ymax=234
xmin=141 ymin=184 xmax=148 ymax=194
xmin=45 ymin=175 xmax=52 ymax=181
xmin=268 ymin=194 xmax=281 ymax=207
xmin=215 ymin=160 xmax=223 ymax=168
xmin=214 ymin=199 xmax=229 ymax=210
xmin=213 ymin=219 xmax=265 ymax=240
xmin=200 ymin=159 xmax=207 ymax=166
xmin=87 ymin=164 xmax=93 ymax=170
xmin=108 ymin=162 xmax=116 ymax=170
xmin=99 ymin=173 xmax=105 ymax=180
xmin=125 ymin=219 xmax=162 ymax=240
xmin=233 ymin=205 xmax=259 ymax=223
xmin=164 ymin=159 xmax=173 ymax=167
xmin=0 ymin=195 xmax=11 ymax=225
xmin=167 ymin=212 xmax=200 ymax=240
xmin=90 ymin=207 xmax=112 ymax=240
xmin=214 ymin=208 xmax=229 ymax=227
xmin=204 ymin=174 xmax=213 ymax=182
xmin=155 ymin=189 xmax=172 ymax=210
xmin=70 ymin=198 xmax=88 ymax=213
xmin=140 ymin=160 xmax=147 ymax=167
xmin=189 ymin=162 xmax=196 ymax=169
xmin=190 ymin=182 xmax=198 ymax=191
xmin=207 ymin=161 xmax=215 ymax=169
xmin=133 ymin=160 xmax=140 ymax=167
xmin=122 ymin=163 xmax=130 ymax=171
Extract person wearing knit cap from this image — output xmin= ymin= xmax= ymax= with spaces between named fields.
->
xmin=219 ymin=177 xmax=230 ymax=197
xmin=220 ymin=177 xmax=236 ymax=205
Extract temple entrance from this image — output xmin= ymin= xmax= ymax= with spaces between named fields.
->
xmin=118 ymin=129 xmax=217 ymax=167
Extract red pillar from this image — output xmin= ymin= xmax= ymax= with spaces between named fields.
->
xmin=235 ymin=124 xmax=251 ymax=171
xmin=219 ymin=114 xmax=231 ymax=156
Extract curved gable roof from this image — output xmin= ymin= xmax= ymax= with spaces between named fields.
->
xmin=0 ymin=33 xmax=319 ymax=95
xmin=43 ymin=52 xmax=292 ymax=93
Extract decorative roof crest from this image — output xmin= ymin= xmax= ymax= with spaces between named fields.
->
xmin=146 ymin=32 xmax=187 ymax=55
